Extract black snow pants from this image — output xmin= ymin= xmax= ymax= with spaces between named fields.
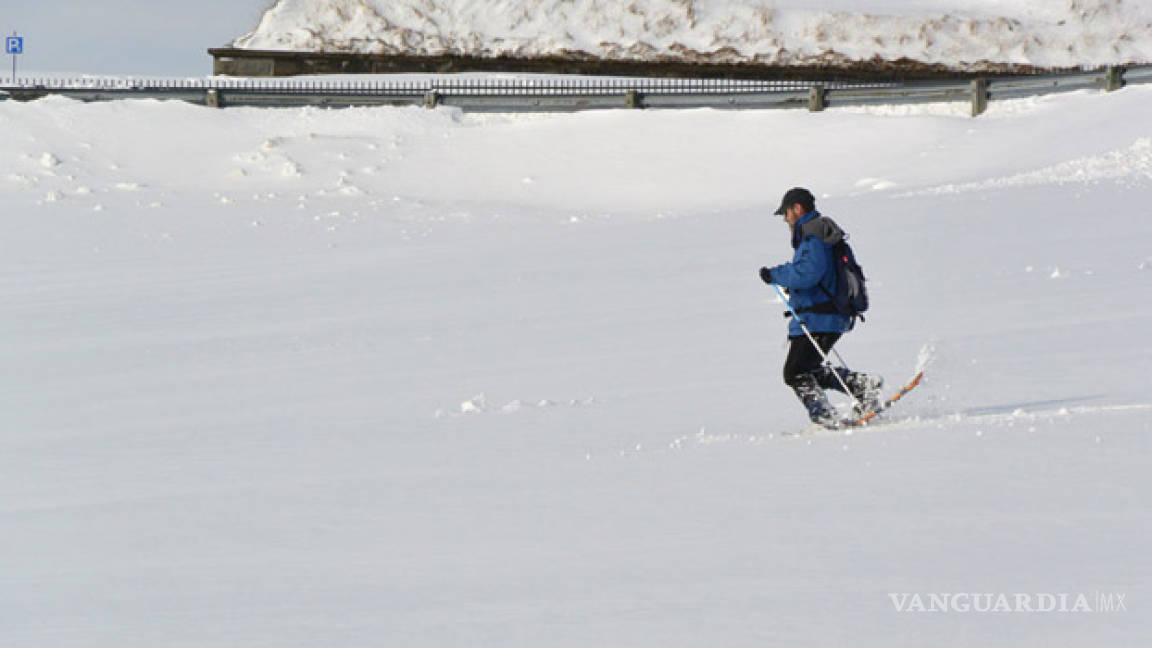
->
xmin=782 ymin=333 xmax=842 ymax=388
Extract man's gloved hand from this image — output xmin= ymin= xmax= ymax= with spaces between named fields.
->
xmin=759 ymin=267 xmax=774 ymax=285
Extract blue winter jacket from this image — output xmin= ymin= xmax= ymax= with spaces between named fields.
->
xmin=770 ymin=211 xmax=852 ymax=338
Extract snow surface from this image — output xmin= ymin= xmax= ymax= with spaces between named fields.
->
xmin=2 ymin=86 xmax=1152 ymax=645
xmin=232 ymin=0 xmax=1152 ymax=69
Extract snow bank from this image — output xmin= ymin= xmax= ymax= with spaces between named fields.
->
xmin=232 ymin=0 xmax=1152 ymax=69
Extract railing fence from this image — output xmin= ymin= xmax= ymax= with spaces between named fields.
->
xmin=0 ymin=65 xmax=1144 ymax=115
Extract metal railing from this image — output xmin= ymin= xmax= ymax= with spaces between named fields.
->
xmin=0 ymin=65 xmax=1146 ymax=115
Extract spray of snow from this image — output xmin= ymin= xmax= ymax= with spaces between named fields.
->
xmin=915 ymin=341 xmax=937 ymax=375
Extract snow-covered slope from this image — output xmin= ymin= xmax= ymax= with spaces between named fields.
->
xmin=2 ymin=89 xmax=1152 ymax=645
xmin=232 ymin=0 xmax=1152 ymax=69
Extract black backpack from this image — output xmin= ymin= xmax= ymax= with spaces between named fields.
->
xmin=824 ymin=239 xmax=869 ymax=323
xmin=795 ymin=238 xmax=869 ymax=326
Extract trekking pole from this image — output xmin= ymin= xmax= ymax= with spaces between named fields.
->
xmin=773 ymin=284 xmax=851 ymax=368
xmin=772 ymin=283 xmax=862 ymax=410
xmin=825 ymin=339 xmax=852 ymax=372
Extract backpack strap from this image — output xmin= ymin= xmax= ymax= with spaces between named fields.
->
xmin=796 ymin=300 xmax=839 ymax=315
xmin=784 ymin=303 xmax=864 ymax=324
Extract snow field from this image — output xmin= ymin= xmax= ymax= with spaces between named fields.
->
xmin=1 ymin=85 xmax=1151 ymax=646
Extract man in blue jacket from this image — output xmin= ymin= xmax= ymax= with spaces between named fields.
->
xmin=759 ymin=187 xmax=881 ymax=428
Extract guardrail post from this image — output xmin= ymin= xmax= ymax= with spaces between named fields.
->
xmin=1105 ymin=66 xmax=1125 ymax=92
xmin=971 ymin=78 xmax=988 ymax=117
xmin=808 ymin=84 xmax=826 ymax=112
xmin=423 ymin=90 xmax=440 ymax=109
xmin=625 ymin=90 xmax=641 ymax=109
xmin=205 ymin=88 xmax=220 ymax=108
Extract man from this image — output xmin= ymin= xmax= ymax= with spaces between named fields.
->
xmin=758 ymin=187 xmax=882 ymax=428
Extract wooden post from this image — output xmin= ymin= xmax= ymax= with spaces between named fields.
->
xmin=971 ymin=79 xmax=988 ymax=117
xmin=423 ymin=90 xmax=440 ymax=109
xmin=625 ymin=90 xmax=641 ymax=109
xmin=205 ymin=88 xmax=220 ymax=108
xmin=1105 ymin=66 xmax=1125 ymax=92
xmin=808 ymin=84 xmax=826 ymax=112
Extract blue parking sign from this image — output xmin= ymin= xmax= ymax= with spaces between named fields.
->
xmin=6 ymin=36 xmax=23 ymax=55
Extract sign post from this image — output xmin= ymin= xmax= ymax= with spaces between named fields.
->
xmin=6 ymin=33 xmax=23 ymax=81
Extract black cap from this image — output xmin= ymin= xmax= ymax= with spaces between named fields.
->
xmin=773 ymin=187 xmax=815 ymax=215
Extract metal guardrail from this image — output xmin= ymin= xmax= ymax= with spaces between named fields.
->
xmin=0 ymin=65 xmax=1146 ymax=115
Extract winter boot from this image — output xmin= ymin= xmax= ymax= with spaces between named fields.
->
xmin=790 ymin=373 xmax=840 ymax=429
xmin=847 ymin=372 xmax=884 ymax=417
xmin=814 ymin=366 xmax=884 ymax=417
